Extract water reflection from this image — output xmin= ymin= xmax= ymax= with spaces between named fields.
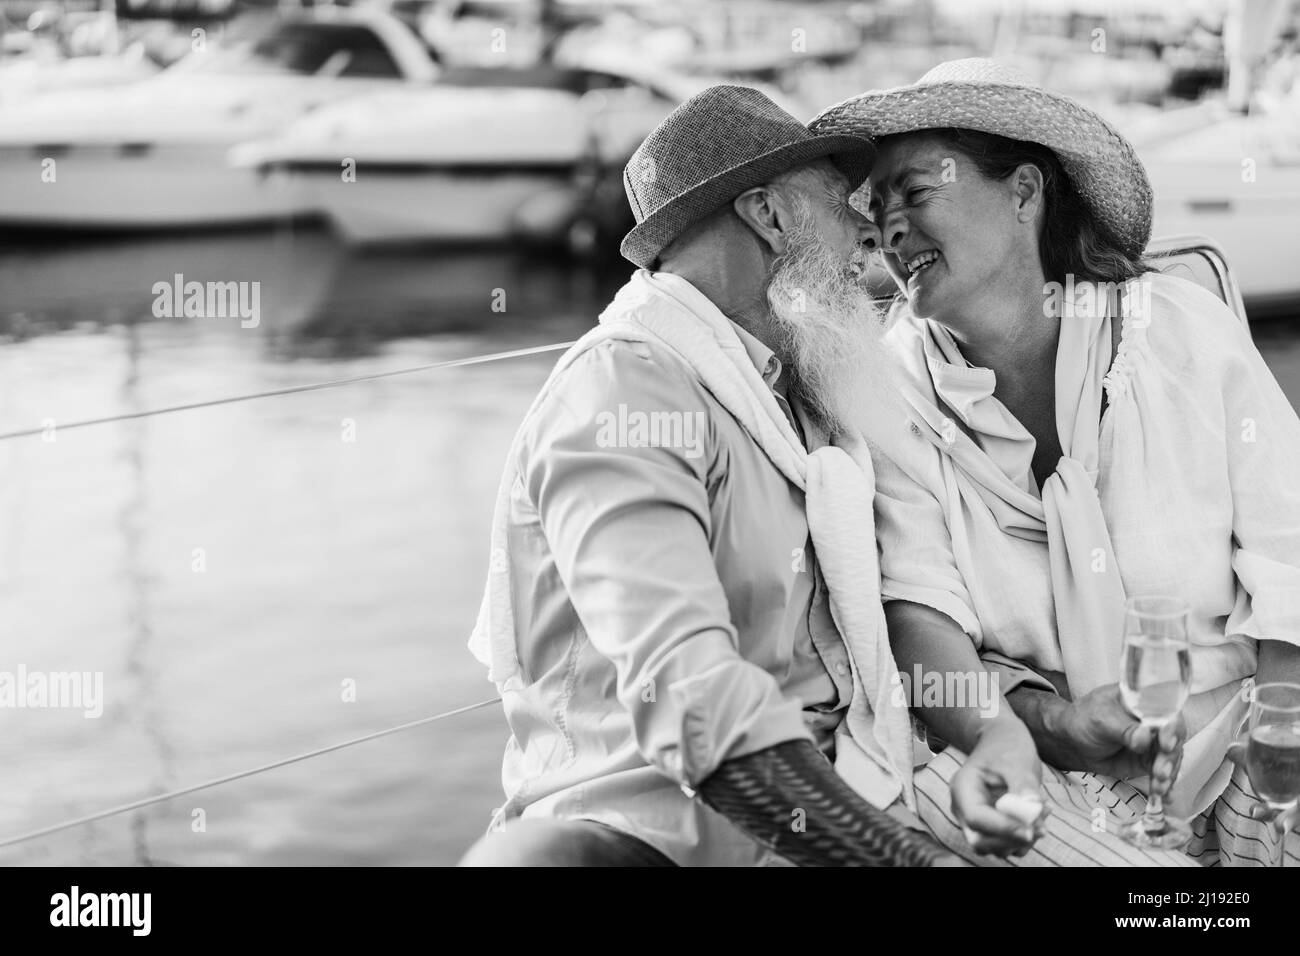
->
xmin=0 ymin=230 xmax=617 ymax=865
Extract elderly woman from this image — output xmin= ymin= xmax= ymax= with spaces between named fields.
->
xmin=811 ymin=59 xmax=1300 ymax=866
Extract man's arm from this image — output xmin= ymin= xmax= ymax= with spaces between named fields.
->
xmin=528 ymin=343 xmax=956 ymax=866
xmin=698 ymin=739 xmax=956 ymax=866
xmin=528 ymin=342 xmax=815 ymax=785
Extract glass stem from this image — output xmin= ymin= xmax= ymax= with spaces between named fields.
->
xmin=1143 ymin=791 xmax=1165 ymax=833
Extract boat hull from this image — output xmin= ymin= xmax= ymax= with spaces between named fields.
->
xmin=1148 ymin=161 xmax=1300 ymax=305
xmin=279 ymin=166 xmax=586 ymax=245
xmin=0 ymin=144 xmax=309 ymax=229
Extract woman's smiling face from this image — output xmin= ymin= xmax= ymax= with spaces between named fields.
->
xmin=866 ymin=133 xmax=1028 ymax=323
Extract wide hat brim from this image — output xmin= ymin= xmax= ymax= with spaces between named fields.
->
xmin=809 ymin=80 xmax=1152 ymax=260
xmin=620 ymin=134 xmax=874 ymax=270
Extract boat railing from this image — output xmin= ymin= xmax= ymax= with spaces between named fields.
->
xmin=1143 ymin=233 xmax=1250 ymax=329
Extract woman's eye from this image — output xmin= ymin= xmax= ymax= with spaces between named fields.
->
xmin=906 ymin=187 xmax=929 ymax=203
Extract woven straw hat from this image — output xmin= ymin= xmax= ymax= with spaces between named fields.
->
xmin=809 ymin=58 xmax=1152 ymax=259
xmin=620 ymin=85 xmax=875 ymax=269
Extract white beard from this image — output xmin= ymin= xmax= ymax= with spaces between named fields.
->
xmin=765 ymin=203 xmax=900 ymax=440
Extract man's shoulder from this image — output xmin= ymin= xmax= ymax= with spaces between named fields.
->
xmin=516 ymin=328 xmax=719 ymax=465
xmin=544 ymin=330 xmax=710 ymax=414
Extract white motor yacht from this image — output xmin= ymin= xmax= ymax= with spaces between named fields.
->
xmin=0 ymin=9 xmax=438 ymax=230
xmin=229 ymin=62 xmax=705 ymax=247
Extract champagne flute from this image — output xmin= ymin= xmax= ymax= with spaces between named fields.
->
xmin=1117 ymin=595 xmax=1192 ymax=848
xmin=1245 ymin=682 xmax=1300 ymax=867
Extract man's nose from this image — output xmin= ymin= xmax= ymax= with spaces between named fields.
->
xmin=857 ymin=217 xmax=882 ymax=253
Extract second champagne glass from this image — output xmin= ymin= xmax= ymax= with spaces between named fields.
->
xmin=1117 ymin=595 xmax=1192 ymax=849
xmin=1245 ymin=682 xmax=1300 ymax=867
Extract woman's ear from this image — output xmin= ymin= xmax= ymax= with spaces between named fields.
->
xmin=732 ymin=184 xmax=789 ymax=257
xmin=1013 ymin=163 xmax=1046 ymax=224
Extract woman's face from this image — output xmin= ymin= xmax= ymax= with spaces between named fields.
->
xmin=866 ymin=133 xmax=1028 ymax=323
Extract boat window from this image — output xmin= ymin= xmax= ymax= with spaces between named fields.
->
xmin=184 ymin=21 xmax=402 ymax=78
xmin=436 ymin=65 xmax=586 ymax=92
xmin=254 ymin=24 xmax=401 ymax=78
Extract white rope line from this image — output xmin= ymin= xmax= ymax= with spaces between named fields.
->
xmin=0 ymin=341 xmax=577 ymax=441
xmin=0 ymin=696 xmax=502 ymax=849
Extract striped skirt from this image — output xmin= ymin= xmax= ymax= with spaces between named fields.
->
xmin=913 ymin=748 xmax=1300 ymax=867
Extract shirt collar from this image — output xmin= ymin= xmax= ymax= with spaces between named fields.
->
xmin=727 ymin=317 xmax=783 ymax=389
xmin=642 ymin=270 xmax=783 ymax=387
xmin=921 ymin=319 xmax=998 ymax=421
xmin=919 ymin=318 xmax=1038 ymax=495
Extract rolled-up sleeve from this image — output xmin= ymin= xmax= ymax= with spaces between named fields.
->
xmin=521 ymin=339 xmax=811 ymax=787
xmin=872 ymin=451 xmax=1059 ymax=697
xmin=872 ymin=448 xmax=983 ymax=641
xmin=1216 ymin=313 xmax=1300 ymax=649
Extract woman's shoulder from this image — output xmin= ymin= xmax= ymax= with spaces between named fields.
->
xmin=1133 ymin=271 xmax=1251 ymax=350
xmin=1113 ymin=271 xmax=1253 ymax=381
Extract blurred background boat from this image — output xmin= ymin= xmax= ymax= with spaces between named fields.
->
xmin=227 ymin=61 xmax=703 ymax=249
xmin=0 ymin=7 xmax=437 ymax=228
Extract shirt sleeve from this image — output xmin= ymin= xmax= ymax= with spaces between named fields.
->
xmin=520 ymin=338 xmax=812 ymax=789
xmin=1205 ymin=298 xmax=1300 ymax=650
xmin=872 ymin=450 xmax=1058 ymax=697
xmin=871 ymin=445 xmax=983 ymax=641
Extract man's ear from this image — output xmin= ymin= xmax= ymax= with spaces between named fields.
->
xmin=732 ymin=184 xmax=791 ymax=257
xmin=1012 ymin=163 xmax=1045 ymax=224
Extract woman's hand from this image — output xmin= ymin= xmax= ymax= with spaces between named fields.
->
xmin=1063 ymin=684 xmax=1184 ymax=793
xmin=950 ymin=715 xmax=1048 ymax=857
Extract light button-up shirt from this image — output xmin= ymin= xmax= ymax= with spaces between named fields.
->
xmin=492 ymin=290 xmax=852 ymax=866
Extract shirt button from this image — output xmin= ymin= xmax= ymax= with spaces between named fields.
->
xmin=835 ymin=662 xmax=849 ymax=676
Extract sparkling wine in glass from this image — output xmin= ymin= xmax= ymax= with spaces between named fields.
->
xmin=1245 ymin=682 xmax=1300 ymax=867
xmin=1117 ymin=595 xmax=1192 ymax=849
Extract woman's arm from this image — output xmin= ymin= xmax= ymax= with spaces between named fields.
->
xmin=888 ymin=602 xmax=1181 ymax=785
xmin=1004 ymin=684 xmax=1183 ymax=786
xmin=886 ymin=600 xmax=1047 ymax=855
xmin=1209 ymin=287 xmax=1300 ymax=678
xmin=885 ymin=600 xmax=1010 ymax=751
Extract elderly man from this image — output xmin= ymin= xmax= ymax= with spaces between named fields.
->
xmin=458 ymin=85 xmax=968 ymax=867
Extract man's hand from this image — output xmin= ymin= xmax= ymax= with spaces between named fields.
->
xmin=950 ymin=716 xmax=1047 ymax=857
xmin=1062 ymin=684 xmax=1185 ymax=793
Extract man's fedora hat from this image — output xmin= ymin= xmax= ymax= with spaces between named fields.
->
xmin=810 ymin=58 xmax=1153 ymax=260
xmin=620 ymin=85 xmax=875 ymax=269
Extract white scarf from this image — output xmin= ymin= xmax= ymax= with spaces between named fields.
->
xmin=900 ymin=305 xmax=1127 ymax=700
xmin=469 ymin=270 xmax=915 ymax=809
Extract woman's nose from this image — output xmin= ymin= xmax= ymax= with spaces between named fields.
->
xmin=881 ymin=209 xmax=908 ymax=252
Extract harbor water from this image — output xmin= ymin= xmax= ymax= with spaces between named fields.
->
xmin=3 ymin=228 xmax=1300 ymax=866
